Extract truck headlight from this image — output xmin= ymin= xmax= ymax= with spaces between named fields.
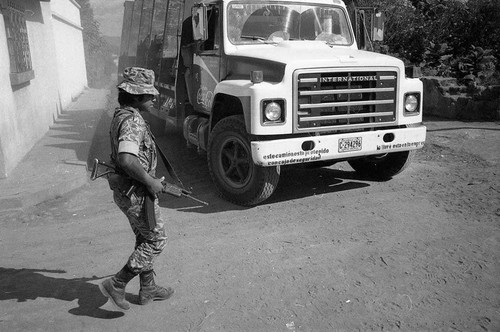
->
xmin=404 ymin=93 xmax=420 ymax=115
xmin=262 ymin=99 xmax=285 ymax=124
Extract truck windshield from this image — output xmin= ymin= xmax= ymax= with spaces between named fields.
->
xmin=228 ymin=2 xmax=353 ymax=45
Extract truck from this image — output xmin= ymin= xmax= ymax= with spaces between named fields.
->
xmin=118 ymin=0 xmax=427 ymax=206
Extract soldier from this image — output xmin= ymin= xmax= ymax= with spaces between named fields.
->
xmin=99 ymin=67 xmax=173 ymax=310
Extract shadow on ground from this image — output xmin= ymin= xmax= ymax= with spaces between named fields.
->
xmin=0 ymin=267 xmax=124 ymax=319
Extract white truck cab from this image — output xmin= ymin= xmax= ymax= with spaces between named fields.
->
xmin=119 ymin=0 xmax=426 ymax=205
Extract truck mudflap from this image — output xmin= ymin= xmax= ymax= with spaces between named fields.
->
xmin=251 ymin=126 xmax=427 ymax=166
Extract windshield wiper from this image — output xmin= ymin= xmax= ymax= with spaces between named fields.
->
xmin=240 ymin=35 xmax=266 ymax=42
xmin=240 ymin=35 xmax=281 ymax=45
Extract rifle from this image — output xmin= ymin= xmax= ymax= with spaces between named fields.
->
xmin=91 ymin=158 xmax=158 ymax=228
xmin=90 ymin=158 xmax=208 ymax=205
xmin=90 ymin=159 xmax=115 ymax=180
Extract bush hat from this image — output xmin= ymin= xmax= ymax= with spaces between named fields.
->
xmin=117 ymin=67 xmax=159 ymax=95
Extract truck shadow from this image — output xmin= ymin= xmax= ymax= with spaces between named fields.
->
xmin=0 ymin=267 xmax=124 ymax=319
xmin=267 ymin=166 xmax=371 ymax=204
xmin=154 ymin=132 xmax=374 ymax=212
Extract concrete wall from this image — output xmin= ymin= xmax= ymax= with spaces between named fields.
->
xmin=0 ymin=0 xmax=87 ymax=178
xmin=0 ymin=13 xmax=12 ymax=178
xmin=51 ymin=0 xmax=87 ymax=108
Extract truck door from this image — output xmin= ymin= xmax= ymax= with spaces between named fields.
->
xmin=189 ymin=5 xmax=221 ymax=114
xmin=157 ymin=0 xmax=184 ymax=124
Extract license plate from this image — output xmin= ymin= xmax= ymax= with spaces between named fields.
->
xmin=339 ymin=137 xmax=362 ymax=152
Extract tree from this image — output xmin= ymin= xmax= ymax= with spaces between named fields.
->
xmin=76 ymin=0 xmax=115 ymax=88
xmin=353 ymin=0 xmax=499 ymax=84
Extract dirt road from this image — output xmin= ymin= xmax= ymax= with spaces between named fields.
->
xmin=1 ymin=118 xmax=499 ymax=331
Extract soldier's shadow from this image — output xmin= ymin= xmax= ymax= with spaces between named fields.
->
xmin=0 ymin=267 xmax=124 ymax=319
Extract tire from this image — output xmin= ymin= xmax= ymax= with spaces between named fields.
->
xmin=348 ymin=150 xmax=416 ymax=180
xmin=208 ymin=115 xmax=280 ymax=206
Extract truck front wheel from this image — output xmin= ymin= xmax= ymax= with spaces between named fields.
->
xmin=208 ymin=115 xmax=280 ymax=206
xmin=348 ymin=150 xmax=416 ymax=180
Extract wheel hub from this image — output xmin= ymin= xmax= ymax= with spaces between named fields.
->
xmin=220 ymin=138 xmax=252 ymax=187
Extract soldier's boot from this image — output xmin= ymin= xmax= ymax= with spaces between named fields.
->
xmin=138 ymin=270 xmax=174 ymax=305
xmin=99 ymin=265 xmax=137 ymax=310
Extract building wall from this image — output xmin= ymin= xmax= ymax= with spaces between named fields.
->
xmin=51 ymin=0 xmax=87 ymax=108
xmin=0 ymin=13 xmax=13 ymax=178
xmin=0 ymin=0 xmax=87 ymax=178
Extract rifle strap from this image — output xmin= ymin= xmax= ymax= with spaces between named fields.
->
xmin=145 ymin=124 xmax=185 ymax=189
xmin=156 ymin=138 xmax=184 ymax=188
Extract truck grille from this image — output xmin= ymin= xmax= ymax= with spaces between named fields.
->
xmin=294 ymin=70 xmax=397 ymax=132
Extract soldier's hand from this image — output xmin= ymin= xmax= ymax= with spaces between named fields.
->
xmin=146 ymin=176 xmax=165 ymax=196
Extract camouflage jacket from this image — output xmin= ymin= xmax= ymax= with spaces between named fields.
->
xmin=109 ymin=106 xmax=157 ymax=177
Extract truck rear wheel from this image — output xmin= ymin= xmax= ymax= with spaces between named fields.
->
xmin=348 ymin=150 xmax=416 ymax=180
xmin=208 ymin=115 xmax=280 ymax=206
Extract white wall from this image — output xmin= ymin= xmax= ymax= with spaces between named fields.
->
xmin=50 ymin=0 xmax=82 ymax=23
xmin=0 ymin=2 xmax=60 ymax=177
xmin=0 ymin=0 xmax=87 ymax=178
xmin=51 ymin=0 xmax=88 ymax=108
xmin=0 ymin=14 xmax=15 ymax=177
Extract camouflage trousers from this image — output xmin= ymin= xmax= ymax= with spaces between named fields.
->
xmin=113 ymin=189 xmax=168 ymax=274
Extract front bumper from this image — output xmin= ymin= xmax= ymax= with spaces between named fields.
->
xmin=251 ymin=125 xmax=426 ymax=166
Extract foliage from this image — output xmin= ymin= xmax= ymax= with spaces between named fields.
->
xmin=456 ymin=46 xmax=498 ymax=85
xmin=75 ymin=0 xmax=115 ymax=88
xmin=353 ymin=0 xmax=500 ymax=86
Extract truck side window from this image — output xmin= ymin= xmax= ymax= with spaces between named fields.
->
xmin=201 ymin=6 xmax=220 ymax=52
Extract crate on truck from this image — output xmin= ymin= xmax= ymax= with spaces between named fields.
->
xmin=118 ymin=0 xmax=426 ymax=206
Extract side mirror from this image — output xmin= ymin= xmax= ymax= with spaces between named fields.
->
xmin=354 ymin=7 xmax=384 ymax=50
xmin=372 ymin=12 xmax=384 ymax=42
xmin=192 ymin=5 xmax=208 ymax=41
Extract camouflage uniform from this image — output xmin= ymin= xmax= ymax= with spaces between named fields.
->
xmin=100 ymin=67 xmax=172 ymax=310
xmin=108 ymin=105 xmax=167 ymax=274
